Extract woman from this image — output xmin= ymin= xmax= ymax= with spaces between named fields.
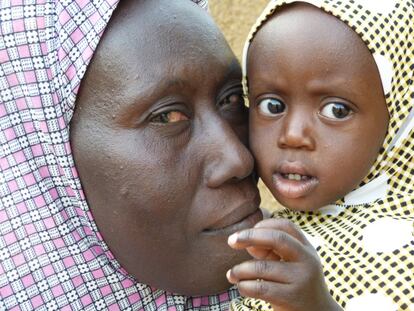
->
xmin=0 ymin=0 xmax=262 ymax=309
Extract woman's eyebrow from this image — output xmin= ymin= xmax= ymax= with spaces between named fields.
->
xmin=157 ymin=78 xmax=187 ymax=90
xmin=222 ymin=58 xmax=243 ymax=82
xmin=113 ymin=78 xmax=188 ymax=123
xmin=126 ymin=77 xmax=187 ymax=103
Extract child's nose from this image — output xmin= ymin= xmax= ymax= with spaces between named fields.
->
xmin=277 ymin=112 xmax=315 ymax=150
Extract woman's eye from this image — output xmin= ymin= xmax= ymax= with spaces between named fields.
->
xmin=218 ymin=91 xmax=248 ymax=123
xmin=257 ymin=98 xmax=286 ymax=116
xmin=220 ymin=92 xmax=245 ymax=107
xmin=150 ymin=111 xmax=188 ymax=124
xmin=320 ymin=102 xmax=352 ymax=119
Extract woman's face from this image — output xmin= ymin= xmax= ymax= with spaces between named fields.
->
xmin=70 ymin=0 xmax=261 ymax=295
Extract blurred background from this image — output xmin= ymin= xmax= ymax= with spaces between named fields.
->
xmin=210 ymin=0 xmax=282 ymax=212
xmin=209 ymin=0 xmax=268 ymax=60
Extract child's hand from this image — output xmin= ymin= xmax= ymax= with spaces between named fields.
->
xmin=227 ymin=218 xmax=342 ymax=311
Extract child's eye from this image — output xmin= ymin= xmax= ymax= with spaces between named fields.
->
xmin=320 ymin=102 xmax=353 ymax=120
xmin=257 ymin=98 xmax=286 ymax=117
xmin=150 ymin=111 xmax=189 ymax=124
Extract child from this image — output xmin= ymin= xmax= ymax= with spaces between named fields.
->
xmin=0 ymin=0 xmax=262 ymax=310
xmin=226 ymin=0 xmax=414 ymax=310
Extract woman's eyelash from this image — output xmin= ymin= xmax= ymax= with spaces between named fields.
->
xmin=217 ymin=86 xmax=244 ymax=106
xmin=149 ymin=110 xmax=189 ymax=124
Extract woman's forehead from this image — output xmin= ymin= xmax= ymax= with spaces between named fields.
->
xmin=101 ymin=0 xmax=221 ymax=48
xmin=74 ymin=0 xmax=239 ymax=118
xmin=90 ymin=0 xmax=228 ymax=79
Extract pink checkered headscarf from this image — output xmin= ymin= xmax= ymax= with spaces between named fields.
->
xmin=0 ymin=1 xmax=239 ymax=310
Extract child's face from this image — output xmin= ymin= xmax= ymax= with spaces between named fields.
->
xmin=247 ymin=3 xmax=389 ymax=211
xmin=71 ymin=0 xmax=261 ymax=295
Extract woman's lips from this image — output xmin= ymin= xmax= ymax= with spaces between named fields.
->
xmin=203 ymin=199 xmax=263 ymax=236
xmin=203 ymin=208 xmax=263 ymax=236
xmin=273 ymin=172 xmax=319 ymax=199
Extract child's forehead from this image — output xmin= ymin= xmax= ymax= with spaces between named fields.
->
xmin=256 ymin=3 xmax=356 ymax=46
xmin=250 ymin=3 xmax=371 ymax=67
xmin=242 ymin=1 xmax=381 ymax=97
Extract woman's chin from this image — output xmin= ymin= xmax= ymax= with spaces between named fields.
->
xmin=162 ymin=248 xmax=251 ymax=296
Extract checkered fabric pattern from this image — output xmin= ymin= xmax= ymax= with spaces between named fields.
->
xmin=0 ymin=0 xmax=243 ymax=310
xmin=192 ymin=0 xmax=209 ymax=10
xmin=233 ymin=0 xmax=414 ymax=310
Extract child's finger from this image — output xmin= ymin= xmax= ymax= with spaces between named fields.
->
xmin=226 ymin=259 xmax=292 ymax=284
xmin=228 ymin=228 xmax=305 ymax=262
xmin=254 ymin=218 xmax=310 ymax=246
xmin=245 ymin=246 xmax=281 ymax=261
xmin=235 ymin=279 xmax=290 ymax=309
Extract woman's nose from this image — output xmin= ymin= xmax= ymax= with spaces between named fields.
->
xmin=277 ymin=111 xmax=315 ymax=150
xmin=204 ymin=120 xmax=254 ymax=188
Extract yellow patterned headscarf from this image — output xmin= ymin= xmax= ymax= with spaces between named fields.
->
xmin=235 ymin=0 xmax=414 ymax=310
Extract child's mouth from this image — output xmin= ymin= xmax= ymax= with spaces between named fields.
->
xmin=281 ymin=173 xmax=312 ymax=181
xmin=273 ymin=172 xmax=319 ymax=199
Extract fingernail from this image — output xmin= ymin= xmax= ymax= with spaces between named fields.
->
xmin=228 ymin=233 xmax=238 ymax=245
xmin=226 ymin=269 xmax=231 ymax=280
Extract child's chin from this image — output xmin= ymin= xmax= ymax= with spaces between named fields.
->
xmin=276 ymin=196 xmax=325 ymax=212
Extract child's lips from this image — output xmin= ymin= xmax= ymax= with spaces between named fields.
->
xmin=272 ymin=162 xmax=319 ymax=199
xmin=273 ymin=173 xmax=319 ymax=199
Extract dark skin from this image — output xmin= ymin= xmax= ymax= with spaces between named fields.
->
xmin=70 ymin=0 xmax=262 ymax=296
xmin=227 ymin=3 xmax=389 ymax=311
xmin=248 ymin=4 xmax=389 ymax=213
